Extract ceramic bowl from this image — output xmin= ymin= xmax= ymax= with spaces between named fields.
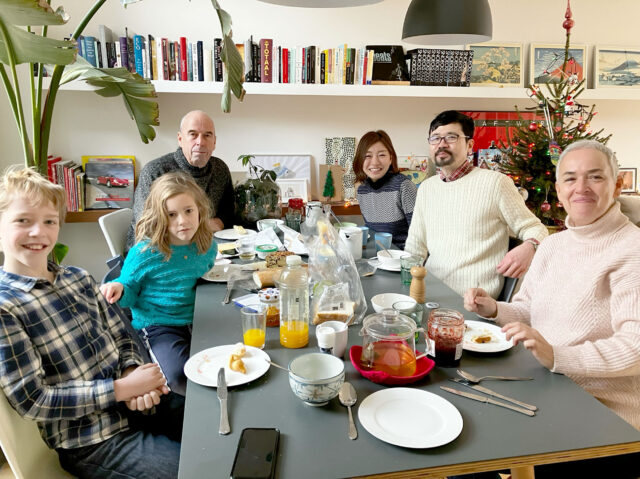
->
xmin=288 ymin=353 xmax=345 ymax=406
xmin=371 ymin=293 xmax=415 ymax=313
xmin=376 ymin=249 xmax=410 ymax=269
xmin=256 ymin=218 xmax=285 ymax=232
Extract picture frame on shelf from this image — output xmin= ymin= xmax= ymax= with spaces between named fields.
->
xmin=466 ymin=42 xmax=523 ymax=87
xmin=595 ymin=46 xmax=640 ymax=88
xmin=276 ymin=178 xmax=309 ymax=203
xmin=529 ymin=44 xmax=587 ymax=85
xmin=619 ymin=167 xmax=637 ymax=194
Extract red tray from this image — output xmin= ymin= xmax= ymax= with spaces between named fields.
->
xmin=349 ymin=345 xmax=435 ymax=385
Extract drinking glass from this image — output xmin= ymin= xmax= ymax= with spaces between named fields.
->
xmin=241 ymin=305 xmax=267 ymax=349
xmin=400 ymin=254 xmax=422 ymax=285
xmin=375 ymin=232 xmax=392 ymax=251
xmin=237 ymin=236 xmax=256 ymax=262
xmin=285 ymin=210 xmax=301 ymax=232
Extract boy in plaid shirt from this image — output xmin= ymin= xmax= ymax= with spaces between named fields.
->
xmin=0 ymin=168 xmax=183 ymax=478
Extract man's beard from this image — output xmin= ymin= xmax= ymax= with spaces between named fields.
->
xmin=434 ymin=149 xmax=455 ymax=167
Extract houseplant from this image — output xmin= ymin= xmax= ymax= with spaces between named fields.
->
xmin=234 ymin=155 xmax=281 ymax=225
xmin=0 ymin=0 xmax=245 ymax=176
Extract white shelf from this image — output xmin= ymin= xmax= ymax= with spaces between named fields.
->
xmin=48 ymin=78 xmax=640 ymax=101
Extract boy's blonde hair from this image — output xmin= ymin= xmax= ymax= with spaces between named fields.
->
xmin=0 ymin=166 xmax=67 ymax=222
xmin=135 ymin=171 xmax=213 ymax=259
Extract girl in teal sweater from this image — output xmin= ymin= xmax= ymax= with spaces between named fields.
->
xmin=101 ymin=172 xmax=217 ymax=395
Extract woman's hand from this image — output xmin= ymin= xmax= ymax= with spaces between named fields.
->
xmin=463 ymin=287 xmax=498 ymax=318
xmin=502 ymin=322 xmax=554 ymax=369
xmin=100 ymin=282 xmax=124 ymax=304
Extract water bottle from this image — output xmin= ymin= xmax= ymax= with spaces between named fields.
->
xmin=279 ymin=255 xmax=309 ymax=348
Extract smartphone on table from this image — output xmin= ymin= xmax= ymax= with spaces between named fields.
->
xmin=230 ymin=428 xmax=280 ymax=479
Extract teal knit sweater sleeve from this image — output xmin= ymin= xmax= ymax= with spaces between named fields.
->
xmin=116 ymin=240 xmax=217 ymax=329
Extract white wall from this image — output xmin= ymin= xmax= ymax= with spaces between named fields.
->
xmin=1 ymin=0 xmax=639 ymax=278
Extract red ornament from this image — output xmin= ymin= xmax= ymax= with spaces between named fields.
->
xmin=541 ymin=201 xmax=551 ymax=212
xmin=528 ymin=122 xmax=538 ymax=132
xmin=557 ymin=202 xmax=564 ymax=209
xmin=563 ymin=0 xmax=574 ymax=34
xmin=577 ymin=123 xmax=586 ymax=132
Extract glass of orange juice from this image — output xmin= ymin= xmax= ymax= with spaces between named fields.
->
xmin=241 ymin=305 xmax=267 ymax=349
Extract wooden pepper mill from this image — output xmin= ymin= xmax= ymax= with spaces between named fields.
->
xmin=409 ymin=265 xmax=426 ymax=304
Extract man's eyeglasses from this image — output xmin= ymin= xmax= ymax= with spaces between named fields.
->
xmin=427 ymin=134 xmax=470 ymax=145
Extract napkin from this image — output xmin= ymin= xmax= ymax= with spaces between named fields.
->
xmin=279 ymin=224 xmax=308 ymax=255
xmin=251 ymin=227 xmax=284 ymax=250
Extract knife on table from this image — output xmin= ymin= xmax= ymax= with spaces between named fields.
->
xmin=217 ymin=368 xmax=230 ymax=435
xmin=440 ymin=386 xmax=535 ymax=417
xmin=450 ymin=378 xmax=538 ymax=411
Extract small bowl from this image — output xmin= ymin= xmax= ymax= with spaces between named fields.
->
xmin=256 ymin=244 xmax=278 ymax=259
xmin=371 ymin=293 xmax=414 ymax=313
xmin=288 ymin=353 xmax=345 ymax=406
xmin=349 ymin=345 xmax=435 ymax=385
xmin=257 ymin=218 xmax=285 ymax=232
xmin=376 ymin=249 xmax=410 ymax=269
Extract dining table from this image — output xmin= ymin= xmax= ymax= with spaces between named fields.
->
xmin=178 ymin=236 xmax=640 ymax=479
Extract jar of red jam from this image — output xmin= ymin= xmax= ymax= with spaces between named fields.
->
xmin=258 ymin=288 xmax=280 ymax=327
xmin=426 ymin=308 xmax=464 ymax=367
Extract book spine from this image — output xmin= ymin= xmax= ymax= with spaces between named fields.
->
xmin=169 ymin=42 xmax=176 ymax=80
xmin=192 ymin=42 xmax=198 ymax=81
xmin=179 ymin=37 xmax=188 ymax=81
xmin=114 ymin=41 xmax=122 ymax=67
xmin=186 ymin=42 xmax=193 ymax=81
xmin=78 ymin=35 xmax=85 ymax=59
xmin=98 ymin=24 xmax=111 ymax=68
xmin=127 ymin=34 xmax=135 ymax=72
xmin=252 ymin=40 xmax=260 ymax=82
xmin=84 ymin=36 xmax=97 ymax=67
xmin=148 ymin=35 xmax=156 ymax=79
xmin=161 ymin=38 xmax=169 ymax=80
xmin=320 ymin=51 xmax=325 ymax=84
xmin=203 ymin=47 xmax=213 ymax=81
xmin=96 ymin=40 xmax=103 ymax=68
xmin=259 ymin=39 xmax=272 ymax=83
xmin=282 ymin=48 xmax=289 ymax=83
xmin=133 ymin=35 xmax=144 ymax=76
xmin=214 ymin=38 xmax=223 ymax=81
xmin=367 ymin=50 xmax=374 ymax=84
xmin=197 ymin=41 xmax=204 ymax=81
xmin=142 ymin=41 xmax=148 ymax=78
xmin=119 ymin=37 xmax=129 ymax=72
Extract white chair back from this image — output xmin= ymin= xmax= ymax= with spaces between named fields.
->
xmin=98 ymin=208 xmax=134 ymax=258
xmin=0 ymin=391 xmax=74 ymax=479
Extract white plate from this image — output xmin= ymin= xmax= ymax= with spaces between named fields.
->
xmin=201 ymin=263 xmax=235 ymax=282
xmin=463 ymin=320 xmax=513 ymax=353
xmin=358 ymin=388 xmax=463 ymax=448
xmin=214 ymin=228 xmax=257 ymax=240
xmin=184 ymin=344 xmax=270 ymax=387
xmin=367 ymin=258 xmax=401 ymax=272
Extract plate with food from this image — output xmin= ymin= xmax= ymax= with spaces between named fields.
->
xmin=463 ymin=320 xmax=513 ymax=353
xmin=214 ymin=226 xmax=257 ymax=241
xmin=184 ymin=343 xmax=271 ymax=387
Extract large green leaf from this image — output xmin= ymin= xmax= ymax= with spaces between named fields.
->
xmin=60 ymin=58 xmax=159 ymax=143
xmin=0 ymin=0 xmax=68 ymax=26
xmin=0 ymin=24 xmax=75 ymax=65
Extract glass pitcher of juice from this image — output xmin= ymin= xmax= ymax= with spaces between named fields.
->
xmin=359 ymin=309 xmax=424 ymax=377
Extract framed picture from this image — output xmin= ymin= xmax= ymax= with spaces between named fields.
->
xmin=595 ymin=46 xmax=640 ymax=88
xmin=276 ymin=178 xmax=309 ymax=202
xmin=529 ymin=44 xmax=587 ymax=85
xmin=619 ymin=168 xmax=637 ymax=194
xmin=466 ymin=42 xmax=523 ymax=87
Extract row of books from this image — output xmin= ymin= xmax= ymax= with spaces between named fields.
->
xmin=46 ymin=155 xmax=136 ymax=211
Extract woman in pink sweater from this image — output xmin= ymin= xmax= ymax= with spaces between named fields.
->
xmin=465 ymin=140 xmax=640 ymax=477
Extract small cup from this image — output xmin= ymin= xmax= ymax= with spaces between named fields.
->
xmin=375 ymin=232 xmax=392 ymax=251
xmin=241 ymin=305 xmax=267 ymax=349
xmin=316 ymin=326 xmax=335 ymax=354
xmin=400 ymin=254 xmax=422 ymax=285
xmin=237 ymin=236 xmax=256 ymax=262
xmin=358 ymin=226 xmax=369 ymax=249
xmin=316 ymin=320 xmax=349 ymax=358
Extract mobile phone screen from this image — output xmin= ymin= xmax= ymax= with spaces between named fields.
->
xmin=230 ymin=428 xmax=280 ymax=479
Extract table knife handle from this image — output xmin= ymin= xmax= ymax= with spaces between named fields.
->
xmin=219 ymin=398 xmax=230 ymax=435
xmin=487 ymin=397 xmax=535 ymax=416
xmin=484 ymin=389 xmax=538 ymax=411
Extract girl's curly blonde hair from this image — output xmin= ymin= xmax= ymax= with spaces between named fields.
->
xmin=135 ymin=172 xmax=213 ymax=259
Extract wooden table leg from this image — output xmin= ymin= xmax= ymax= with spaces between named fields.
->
xmin=510 ymin=465 xmax=535 ymax=479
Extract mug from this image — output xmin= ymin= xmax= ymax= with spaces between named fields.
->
xmin=339 ymin=226 xmax=363 ymax=260
xmin=316 ymin=321 xmax=349 ymax=358
xmin=358 ymin=226 xmax=369 ymax=249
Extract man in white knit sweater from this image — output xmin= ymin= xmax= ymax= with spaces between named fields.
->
xmin=405 ymin=111 xmax=547 ymax=298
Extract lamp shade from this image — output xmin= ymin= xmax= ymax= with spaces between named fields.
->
xmin=402 ymin=0 xmax=492 ymax=45
xmin=256 ymin=0 xmax=383 ymax=7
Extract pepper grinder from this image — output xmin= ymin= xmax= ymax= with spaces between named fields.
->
xmin=409 ymin=265 xmax=426 ymax=304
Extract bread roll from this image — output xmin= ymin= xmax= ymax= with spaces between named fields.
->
xmin=253 ymin=269 xmax=283 ymax=288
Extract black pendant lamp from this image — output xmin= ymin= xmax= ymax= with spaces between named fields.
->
xmin=402 ymin=0 xmax=492 ymax=45
xmin=257 ymin=0 xmax=383 ymax=7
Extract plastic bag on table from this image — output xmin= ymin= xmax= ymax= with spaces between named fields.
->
xmin=301 ymin=210 xmax=366 ymax=325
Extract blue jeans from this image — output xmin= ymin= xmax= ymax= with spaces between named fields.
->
xmin=57 ymin=392 xmax=184 ymax=479
xmin=140 ymin=325 xmax=192 ymax=396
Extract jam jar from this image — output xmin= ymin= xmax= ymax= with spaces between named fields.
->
xmin=258 ymin=288 xmax=280 ymax=327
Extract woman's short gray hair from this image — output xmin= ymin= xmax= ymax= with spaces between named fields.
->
xmin=556 ymin=140 xmax=618 ymax=180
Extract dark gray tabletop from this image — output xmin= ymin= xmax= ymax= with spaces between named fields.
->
xmin=179 ymin=241 xmax=640 ymax=478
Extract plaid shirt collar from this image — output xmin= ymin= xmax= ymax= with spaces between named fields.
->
xmin=0 ymin=262 xmax=61 ymax=293
xmin=438 ymin=160 xmax=475 ymax=182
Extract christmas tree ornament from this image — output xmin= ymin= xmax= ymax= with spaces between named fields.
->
xmin=563 ymin=1 xmax=574 ymax=33
xmin=529 ymin=122 xmax=538 ymax=132
xmin=549 ymin=141 xmax=562 ymax=166
xmin=541 ymin=201 xmax=551 ymax=212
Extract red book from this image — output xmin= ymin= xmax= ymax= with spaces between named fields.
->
xmin=179 ymin=37 xmax=188 ymax=81
xmin=47 ymin=156 xmax=62 ymax=183
xmin=362 ymin=54 xmax=368 ymax=85
xmin=282 ymin=48 xmax=289 ymax=83
xmin=259 ymin=38 xmax=273 ymax=83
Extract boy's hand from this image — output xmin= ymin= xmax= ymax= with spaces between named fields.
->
xmin=100 ymin=282 xmax=124 ymax=303
xmin=463 ymin=287 xmax=498 ymax=318
xmin=114 ymin=363 xmax=167 ymax=402
xmin=126 ymin=386 xmax=170 ymax=411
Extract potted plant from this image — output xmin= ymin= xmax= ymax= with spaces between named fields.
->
xmin=234 ymin=155 xmax=281 ymax=225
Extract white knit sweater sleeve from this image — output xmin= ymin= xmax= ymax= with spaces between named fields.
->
xmin=496 ymin=174 xmax=548 ymax=243
xmin=404 ymin=181 xmax=428 ymax=257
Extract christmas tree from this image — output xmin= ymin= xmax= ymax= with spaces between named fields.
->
xmin=499 ymin=0 xmax=611 ymax=226
xmin=323 ymin=169 xmax=335 ymax=200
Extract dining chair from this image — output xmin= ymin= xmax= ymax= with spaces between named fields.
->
xmin=98 ymin=208 xmax=133 ymax=259
xmin=497 ymin=237 xmax=522 ymax=303
xmin=0 ymin=391 xmax=74 ymax=479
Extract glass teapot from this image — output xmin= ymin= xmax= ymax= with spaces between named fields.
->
xmin=359 ymin=309 xmax=425 ymax=377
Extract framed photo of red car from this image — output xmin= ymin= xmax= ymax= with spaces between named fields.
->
xmin=529 ymin=44 xmax=587 ymax=85
xmin=82 ymin=155 xmax=136 ymax=209
xmin=619 ymin=167 xmax=637 ymax=194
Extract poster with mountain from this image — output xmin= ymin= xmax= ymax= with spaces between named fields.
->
xmin=530 ymin=44 xmax=586 ymax=85
xmin=595 ymin=46 xmax=640 ymax=88
xmin=82 ymin=156 xmax=135 ymax=209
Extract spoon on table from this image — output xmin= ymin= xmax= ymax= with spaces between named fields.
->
xmin=456 ymin=369 xmax=533 ymax=384
xmin=264 ymin=358 xmax=290 ymax=372
xmin=338 ymin=382 xmax=358 ymax=440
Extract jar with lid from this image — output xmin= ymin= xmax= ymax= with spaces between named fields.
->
xmin=258 ymin=288 xmax=280 ymax=327
xmin=426 ymin=308 xmax=465 ymax=367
